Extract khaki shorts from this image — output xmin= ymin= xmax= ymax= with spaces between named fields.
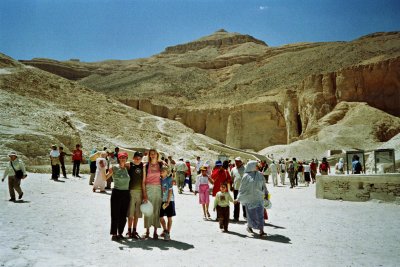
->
xmin=128 ymin=190 xmax=143 ymax=218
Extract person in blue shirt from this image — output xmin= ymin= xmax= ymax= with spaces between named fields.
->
xmin=159 ymin=166 xmax=176 ymax=241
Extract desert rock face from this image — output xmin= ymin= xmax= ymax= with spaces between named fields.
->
xmin=19 ymin=31 xmax=400 ymax=155
xmin=3 ymin=53 xmax=262 ymax=167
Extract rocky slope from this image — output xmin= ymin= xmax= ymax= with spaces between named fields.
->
xmin=19 ymin=30 xmax=400 ymax=156
xmin=1 ymin=53 xmax=264 ymax=167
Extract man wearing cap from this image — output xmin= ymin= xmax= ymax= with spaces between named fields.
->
xmin=2 ymin=152 xmax=27 ymax=201
xmin=126 ymin=151 xmax=144 ymax=239
xmin=174 ymin=158 xmax=188 ymax=194
xmin=230 ymin=157 xmax=246 ymax=221
xmin=50 ymin=145 xmax=60 ymax=181
xmin=211 ymin=160 xmax=232 ymax=197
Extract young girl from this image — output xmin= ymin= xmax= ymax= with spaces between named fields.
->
xmin=213 ymin=183 xmax=234 ymax=232
xmin=159 ymin=166 xmax=175 ymax=241
xmin=194 ymin=166 xmax=212 ymax=219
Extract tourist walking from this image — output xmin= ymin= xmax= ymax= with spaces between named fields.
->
xmin=335 ymin=158 xmax=345 ymax=174
xmin=59 ymin=146 xmax=68 ymax=178
xmin=185 ymin=160 xmax=193 ymax=192
xmin=194 ymin=166 xmax=212 ymax=219
xmin=303 ymin=161 xmax=311 ymax=186
xmin=106 ymin=152 xmax=131 ymax=241
xmin=269 ymin=160 xmax=278 ymax=187
xmin=174 ymin=158 xmax=188 ymax=194
xmin=310 ymin=159 xmax=317 ymax=183
xmin=72 ymin=144 xmax=83 ymax=178
xmin=50 ymin=145 xmax=60 ymax=180
xmin=195 ymin=156 xmax=203 ymax=175
xmin=230 ymin=157 xmax=246 ymax=221
xmin=287 ymin=160 xmax=296 ymax=188
xmin=142 ymin=148 xmax=163 ymax=239
xmin=2 ymin=151 xmax=27 ymax=201
xmin=211 ymin=160 xmax=232 ymax=196
xmin=236 ymin=160 xmax=267 ymax=237
xmin=279 ymin=159 xmax=286 ymax=185
xmin=213 ymin=183 xmax=234 ymax=232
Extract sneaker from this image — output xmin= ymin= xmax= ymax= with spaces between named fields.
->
xmin=18 ymin=192 xmax=23 ymax=199
xmin=9 ymin=198 xmax=16 ymax=202
xmin=246 ymin=227 xmax=254 ymax=233
xmin=77 ymin=175 xmax=82 ymax=178
xmin=164 ymin=232 xmax=170 ymax=241
xmin=111 ymin=235 xmax=119 ymax=241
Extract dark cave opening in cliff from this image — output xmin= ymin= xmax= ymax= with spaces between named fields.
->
xmin=297 ymin=113 xmax=303 ymax=135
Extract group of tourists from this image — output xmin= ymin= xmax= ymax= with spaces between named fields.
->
xmin=2 ymin=144 xmax=366 ymax=241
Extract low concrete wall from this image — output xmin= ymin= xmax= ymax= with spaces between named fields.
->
xmin=316 ymin=174 xmax=400 ymax=202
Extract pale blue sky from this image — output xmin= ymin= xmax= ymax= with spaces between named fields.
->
xmin=1 ymin=0 xmax=399 ymax=62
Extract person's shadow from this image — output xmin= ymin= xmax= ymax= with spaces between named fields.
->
xmin=116 ymin=238 xmax=194 ymax=251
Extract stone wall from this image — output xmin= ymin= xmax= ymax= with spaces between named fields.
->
xmin=316 ymin=174 xmax=400 ymax=202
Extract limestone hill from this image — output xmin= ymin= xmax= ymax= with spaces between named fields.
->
xmin=19 ymin=30 xmax=400 ymax=158
xmin=1 ymin=53 xmax=263 ymax=167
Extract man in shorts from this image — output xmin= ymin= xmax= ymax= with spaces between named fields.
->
xmin=126 ymin=151 xmax=144 ymax=239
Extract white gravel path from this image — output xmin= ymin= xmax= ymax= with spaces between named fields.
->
xmin=1 ymin=172 xmax=399 ymax=267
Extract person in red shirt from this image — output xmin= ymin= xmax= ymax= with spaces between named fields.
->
xmin=310 ymin=159 xmax=317 ymax=184
xmin=185 ymin=160 xmax=193 ymax=192
xmin=211 ymin=160 xmax=232 ymax=197
xmin=72 ymin=144 xmax=83 ymax=177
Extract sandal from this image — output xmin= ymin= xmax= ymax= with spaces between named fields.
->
xmin=206 ymin=211 xmax=211 ymax=218
xmin=132 ymin=232 xmax=141 ymax=240
xmin=142 ymin=232 xmax=150 ymax=239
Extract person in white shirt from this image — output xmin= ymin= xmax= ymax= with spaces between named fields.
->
xmin=268 ymin=161 xmax=278 ymax=187
xmin=230 ymin=157 xmax=246 ymax=221
xmin=174 ymin=158 xmax=188 ymax=194
xmin=279 ymin=159 xmax=286 ymax=185
xmin=303 ymin=162 xmax=311 ymax=186
xmin=2 ymin=151 xmax=27 ymax=201
xmin=195 ymin=156 xmax=203 ymax=175
xmin=49 ymin=145 xmax=60 ymax=180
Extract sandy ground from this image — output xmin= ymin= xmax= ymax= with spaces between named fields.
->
xmin=1 ymin=172 xmax=400 ymax=267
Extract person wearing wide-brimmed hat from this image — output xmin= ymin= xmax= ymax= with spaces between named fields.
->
xmin=2 ymin=152 xmax=27 ymax=201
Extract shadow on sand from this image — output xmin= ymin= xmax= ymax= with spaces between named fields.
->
xmin=265 ymin=222 xmax=286 ymax=229
xmin=116 ymin=238 xmax=194 ymax=251
xmin=11 ymin=200 xmax=31 ymax=204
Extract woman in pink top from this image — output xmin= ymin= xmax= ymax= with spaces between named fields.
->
xmin=142 ymin=148 xmax=163 ymax=239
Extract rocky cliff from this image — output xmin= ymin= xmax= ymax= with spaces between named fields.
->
xmin=18 ymin=31 xmax=400 ymax=154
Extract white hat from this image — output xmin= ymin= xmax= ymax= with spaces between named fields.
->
xmin=140 ymin=201 xmax=153 ymax=217
xmin=235 ymin=157 xmax=242 ymax=161
xmin=8 ymin=151 xmax=18 ymax=157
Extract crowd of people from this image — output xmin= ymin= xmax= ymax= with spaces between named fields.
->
xmin=2 ymin=145 xmax=366 ymax=241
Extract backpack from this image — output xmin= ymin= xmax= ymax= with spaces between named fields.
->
xmin=320 ymin=162 xmax=328 ymax=172
xmin=354 ymin=161 xmax=362 ymax=173
xmin=288 ymin=163 xmax=295 ymax=173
